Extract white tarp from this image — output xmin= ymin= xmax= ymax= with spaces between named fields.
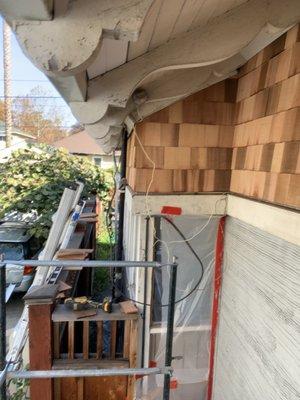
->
xmin=140 ymin=215 xmax=220 ymax=400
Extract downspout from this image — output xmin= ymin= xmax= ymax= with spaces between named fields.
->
xmin=113 ymin=129 xmax=128 ymax=298
xmin=115 ymin=128 xmax=127 ymax=261
xmin=141 ymin=216 xmax=150 ymax=367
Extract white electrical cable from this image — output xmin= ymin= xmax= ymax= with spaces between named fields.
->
xmin=133 ymin=128 xmax=226 ymax=252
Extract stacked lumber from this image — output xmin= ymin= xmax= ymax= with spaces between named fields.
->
xmin=127 ymin=80 xmax=236 ymax=193
xmin=231 ymin=24 xmax=300 ymax=208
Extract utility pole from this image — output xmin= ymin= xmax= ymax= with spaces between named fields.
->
xmin=3 ymin=20 xmax=12 ymax=148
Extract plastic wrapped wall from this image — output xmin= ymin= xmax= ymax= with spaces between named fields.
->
xmin=212 ymin=217 xmax=300 ymax=400
xmin=139 ymin=215 xmax=220 ymax=400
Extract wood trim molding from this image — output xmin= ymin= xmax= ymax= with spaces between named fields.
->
xmin=227 ymin=194 xmax=300 ymax=246
xmin=126 ymin=189 xmax=300 ymax=245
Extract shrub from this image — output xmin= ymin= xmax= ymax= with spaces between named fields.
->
xmin=0 ymin=145 xmax=111 ymax=240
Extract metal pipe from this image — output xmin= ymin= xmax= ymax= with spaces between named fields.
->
xmin=113 ymin=129 xmax=128 ymax=299
xmin=6 ymin=367 xmax=172 ymax=379
xmin=163 ymin=259 xmax=178 ymax=400
xmin=0 ymin=260 xmax=162 ymax=268
xmin=141 ymin=216 xmax=150 ymax=367
xmin=0 ymin=263 xmax=6 ymax=400
xmin=115 ymin=128 xmax=127 ymax=261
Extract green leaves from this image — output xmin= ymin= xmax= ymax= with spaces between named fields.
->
xmin=0 ymin=145 xmax=111 ymax=242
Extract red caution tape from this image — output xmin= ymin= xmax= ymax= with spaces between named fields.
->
xmin=170 ymin=379 xmax=178 ymax=389
xmin=135 ymin=361 xmax=157 ymax=380
xmin=161 ymin=206 xmax=182 ymax=215
xmin=149 ymin=360 xmax=157 ymax=368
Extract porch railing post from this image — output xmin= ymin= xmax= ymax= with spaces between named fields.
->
xmin=0 ymin=263 xmax=6 ymax=400
xmin=24 ymin=285 xmax=59 ymax=400
xmin=163 ymin=258 xmax=178 ymax=400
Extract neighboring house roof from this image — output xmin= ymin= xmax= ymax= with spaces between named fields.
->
xmin=0 ymin=121 xmax=36 ymax=140
xmin=53 ymin=130 xmax=106 ymax=156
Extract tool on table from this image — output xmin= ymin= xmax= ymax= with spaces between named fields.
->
xmin=102 ymin=297 xmax=112 ymax=313
xmin=65 ymin=296 xmax=99 ymax=311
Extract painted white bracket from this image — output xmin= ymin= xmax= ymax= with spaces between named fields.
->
xmin=12 ymin=0 xmax=153 ymax=76
xmin=0 ymin=0 xmax=53 ymax=21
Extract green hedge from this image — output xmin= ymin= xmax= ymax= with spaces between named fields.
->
xmin=0 ymin=145 xmax=111 ymax=240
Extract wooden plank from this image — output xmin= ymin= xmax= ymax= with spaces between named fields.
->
xmin=77 ymin=378 xmax=84 ymax=400
xmin=127 ymin=320 xmax=138 ymax=400
xmin=76 ymin=309 xmax=97 ymax=320
xmin=119 ymin=301 xmax=138 ymax=315
xmin=60 ymin=378 xmax=77 ymax=400
xmin=68 ymin=321 xmax=75 ymax=359
xmin=53 ymin=379 xmax=61 ymax=400
xmin=53 ymin=359 xmax=129 ymax=369
xmin=53 ymin=304 xmax=139 ymax=322
xmin=127 ymin=0 xmax=163 ymax=60
xmin=53 ymin=322 xmax=60 ymax=359
xmin=83 ymin=321 xmax=89 ymax=360
xmin=110 ymin=321 xmax=117 ymax=360
xmin=84 ymin=376 xmax=127 ymax=400
xmin=56 ymin=249 xmax=93 ymax=256
xmin=148 ymin=0 xmax=185 ymax=50
xmin=96 ymin=321 xmax=103 ymax=360
xmin=28 ymin=303 xmax=53 ymax=400
xmin=123 ymin=320 xmax=131 ymax=359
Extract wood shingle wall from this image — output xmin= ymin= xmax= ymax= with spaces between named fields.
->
xmin=231 ymin=25 xmax=300 ymax=208
xmin=127 ymin=24 xmax=300 ymax=209
xmin=127 ymin=79 xmax=236 ymax=193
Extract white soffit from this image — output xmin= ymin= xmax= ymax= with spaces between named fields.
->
xmin=127 ymin=0 xmax=249 ymax=61
xmin=87 ymin=38 xmax=128 ymax=80
xmin=3 ymin=0 xmax=300 ymax=152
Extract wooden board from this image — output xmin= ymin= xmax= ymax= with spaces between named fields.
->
xmin=29 ymin=304 xmax=53 ymax=400
xmin=119 ymin=301 xmax=139 ymax=315
xmin=52 ymin=304 xmax=139 ymax=322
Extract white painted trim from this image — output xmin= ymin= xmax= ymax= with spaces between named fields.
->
xmin=125 ymin=189 xmax=300 ymax=246
xmin=227 ymin=195 xmax=300 ymax=246
xmin=129 ymin=191 xmax=227 ymax=216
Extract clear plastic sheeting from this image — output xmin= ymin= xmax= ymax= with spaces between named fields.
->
xmin=138 ymin=215 xmax=220 ymax=400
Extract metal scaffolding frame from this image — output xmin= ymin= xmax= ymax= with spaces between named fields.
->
xmin=0 ymin=259 xmax=178 ymax=400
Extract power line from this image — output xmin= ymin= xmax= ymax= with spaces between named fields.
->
xmin=0 ymin=79 xmax=49 ymax=82
xmin=0 ymin=95 xmax=63 ymax=99
xmin=6 ymin=125 xmax=75 ymax=129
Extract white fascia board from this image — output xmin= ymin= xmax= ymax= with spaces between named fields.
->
xmin=227 ymin=195 xmax=300 ymax=246
xmin=127 ymin=190 xmax=227 ymax=216
xmin=125 ymin=189 xmax=300 ymax=245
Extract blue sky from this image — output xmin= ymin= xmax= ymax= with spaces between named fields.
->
xmin=0 ymin=17 xmax=77 ymax=126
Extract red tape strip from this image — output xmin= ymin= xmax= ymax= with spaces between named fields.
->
xmin=161 ymin=206 xmax=182 ymax=215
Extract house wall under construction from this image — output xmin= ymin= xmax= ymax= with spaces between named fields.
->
xmin=123 ymin=25 xmax=300 ymax=400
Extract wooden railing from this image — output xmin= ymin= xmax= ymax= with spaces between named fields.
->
xmin=24 ymin=291 xmax=139 ymax=400
xmin=52 ymin=304 xmax=138 ymax=363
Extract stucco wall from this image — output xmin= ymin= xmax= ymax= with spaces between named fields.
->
xmin=212 ymin=217 xmax=300 ymax=400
